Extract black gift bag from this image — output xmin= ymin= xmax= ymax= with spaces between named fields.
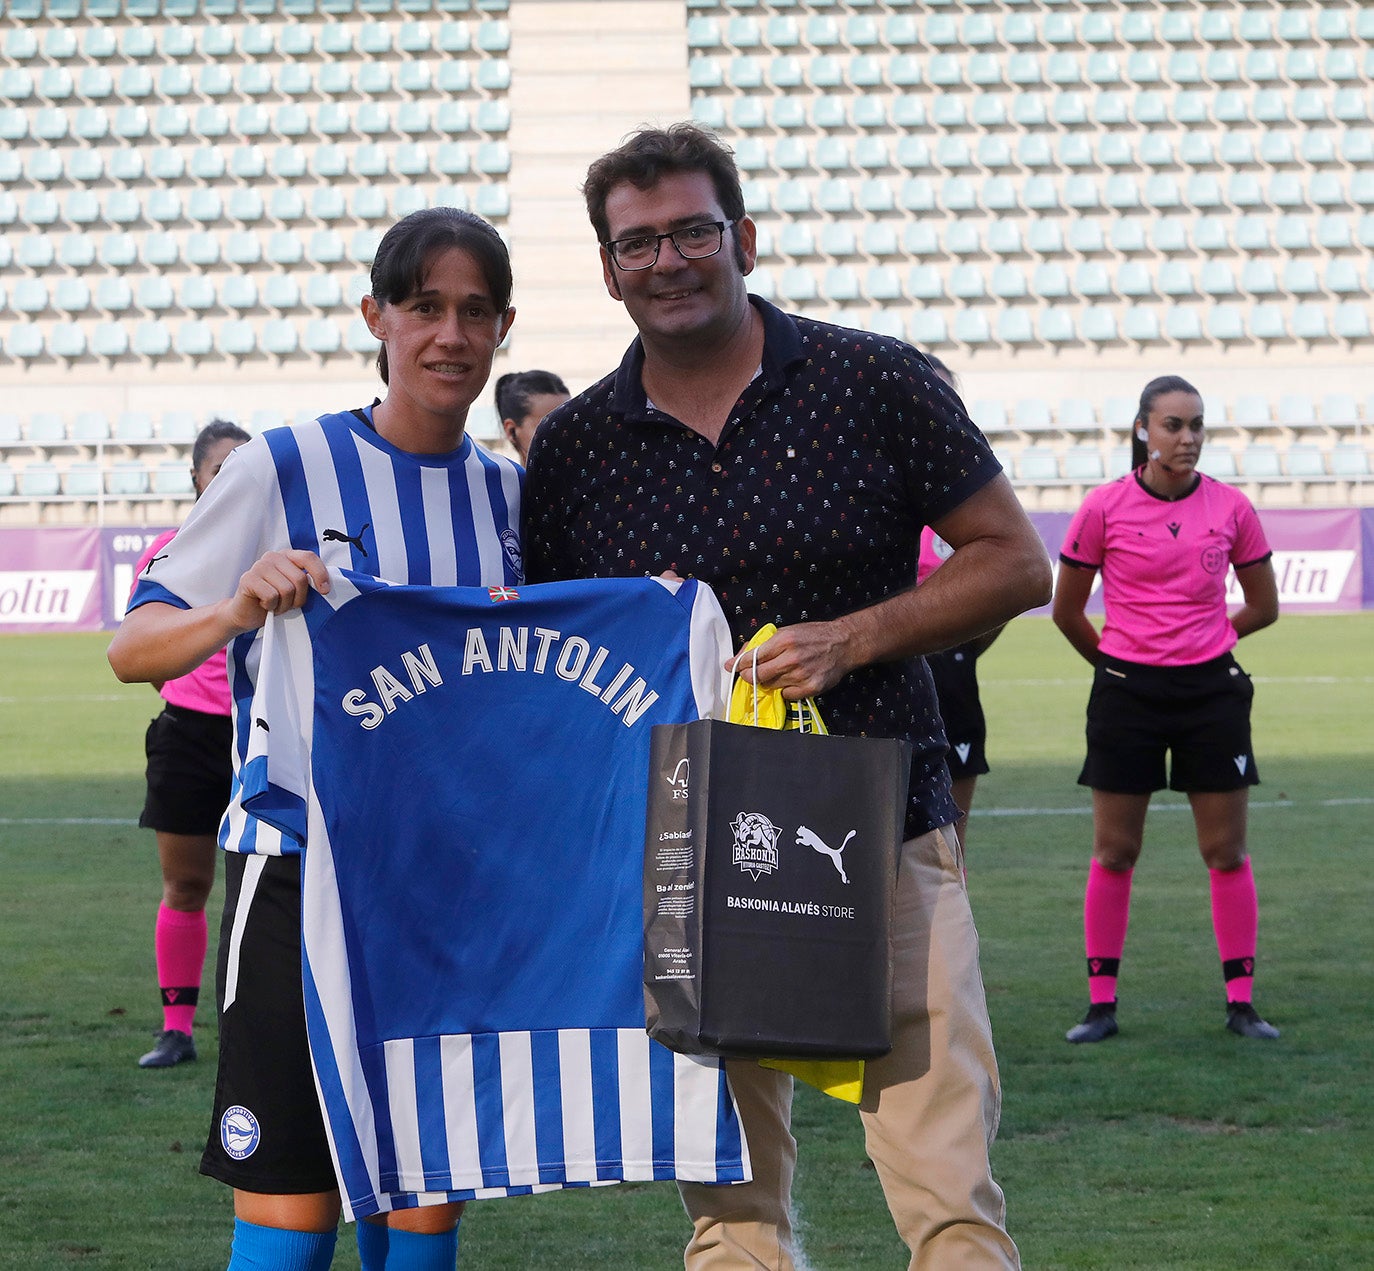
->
xmin=643 ymin=719 xmax=910 ymax=1060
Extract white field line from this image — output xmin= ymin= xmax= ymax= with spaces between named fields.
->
xmin=976 ymin=797 xmax=1374 ymax=818
xmin=6 ymin=797 xmax=1373 ymax=830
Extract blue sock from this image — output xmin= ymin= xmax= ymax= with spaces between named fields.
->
xmin=382 ymin=1223 xmax=460 ymax=1270
xmin=228 ymin=1218 xmax=337 ymax=1271
xmin=356 ymin=1218 xmax=389 ymax=1270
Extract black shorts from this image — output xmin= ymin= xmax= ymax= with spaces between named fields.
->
xmin=139 ymin=705 xmax=233 ymax=836
xmin=1079 ymin=653 xmax=1260 ymax=795
xmin=200 ymin=852 xmax=337 ymax=1195
xmin=928 ymin=644 xmax=989 ymax=780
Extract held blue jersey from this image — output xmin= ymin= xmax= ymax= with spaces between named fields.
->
xmin=241 ymin=570 xmax=749 ymax=1219
xmin=124 ymin=407 xmax=523 ymax=857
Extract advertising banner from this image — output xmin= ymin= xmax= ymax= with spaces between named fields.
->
xmin=1027 ymin=507 xmax=1365 ymax=615
xmin=0 ymin=527 xmax=102 ymax=632
xmin=101 ymin=527 xmax=177 ymax=627
xmin=0 ymin=508 xmax=1369 ymax=634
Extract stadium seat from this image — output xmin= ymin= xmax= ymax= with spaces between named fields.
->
xmin=1240 ymin=446 xmax=1282 ymax=480
xmin=264 ymin=276 xmax=302 ymax=311
xmin=1081 ymin=308 xmax=1119 ymax=344
xmin=19 ymin=462 xmax=62 ymax=497
xmin=219 ymin=276 xmax=258 ymax=312
xmin=1207 ymin=307 xmax=1247 ymax=343
xmin=305 ymin=320 xmax=342 ymax=354
xmin=1062 ymin=447 xmax=1105 ymax=482
xmin=907 ymin=312 xmax=947 ymax=349
xmin=152 ymin=462 xmax=195 ymax=497
xmin=169 ymin=321 xmax=211 ymax=358
xmin=1284 ymin=445 xmax=1326 ymax=479
xmin=85 ymin=320 xmax=127 ymax=358
xmin=211 ymin=321 xmax=252 ymax=359
xmin=1196 ymin=447 xmax=1239 ymax=480
xmin=1015 ymin=448 xmax=1060 ymax=483
xmin=1330 ymin=446 xmax=1371 ymax=478
xmin=107 ymin=461 xmax=150 ymax=496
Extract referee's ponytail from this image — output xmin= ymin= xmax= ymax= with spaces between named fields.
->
xmin=1132 ymin=374 xmax=1200 ymax=471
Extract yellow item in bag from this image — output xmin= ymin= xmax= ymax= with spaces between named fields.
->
xmin=728 ymin=625 xmax=866 ymax=1106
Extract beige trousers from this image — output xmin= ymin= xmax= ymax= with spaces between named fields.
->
xmin=678 ymin=826 xmax=1019 ymax=1270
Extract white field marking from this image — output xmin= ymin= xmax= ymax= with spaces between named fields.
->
xmin=7 ymin=797 xmax=1373 ymax=829
xmin=1 ymin=817 xmax=138 ymax=826
xmin=976 ymin=797 xmax=1374 ymax=819
xmin=0 ymin=693 xmax=143 ymax=705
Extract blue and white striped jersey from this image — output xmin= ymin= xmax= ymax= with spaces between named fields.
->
xmin=125 ymin=406 xmax=524 ymax=856
xmin=241 ymin=571 xmax=748 ymax=1219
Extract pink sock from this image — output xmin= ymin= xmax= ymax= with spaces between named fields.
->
xmin=1084 ymin=860 xmax=1133 ymax=1004
xmin=155 ymin=903 xmax=207 ymax=1035
xmin=1210 ymin=859 xmax=1259 ymax=1004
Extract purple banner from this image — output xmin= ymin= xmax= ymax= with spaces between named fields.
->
xmin=101 ymin=527 xmax=177 ymax=628
xmin=0 ymin=527 xmax=175 ymax=633
xmin=1029 ymin=507 xmax=1366 ymax=615
xmin=1363 ymin=508 xmax=1374 ymax=608
xmin=0 ymin=527 xmax=102 ymax=631
xmin=1 ymin=509 xmax=1370 ymax=634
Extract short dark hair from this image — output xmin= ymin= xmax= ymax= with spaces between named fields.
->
xmin=1131 ymin=374 xmax=1201 ymax=469
xmin=583 ymin=123 xmax=747 ymax=249
xmin=369 ymin=207 xmax=513 ymax=384
xmin=495 ymin=369 xmax=569 ymax=424
xmin=191 ymin=418 xmax=250 ymax=469
xmin=924 ymin=354 xmax=958 ymax=390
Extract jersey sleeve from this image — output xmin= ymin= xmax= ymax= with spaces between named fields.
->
xmin=1060 ymin=487 xmax=1107 ymax=569
xmin=126 ymin=439 xmax=284 ymax=613
xmin=237 ymin=605 xmax=314 ymax=849
xmin=1230 ymin=491 xmax=1272 ymax=569
xmin=668 ymin=576 xmax=734 ymax=720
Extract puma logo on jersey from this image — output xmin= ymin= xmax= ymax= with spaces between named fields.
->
xmin=255 ymin=718 xmax=270 ymax=733
xmin=322 ymin=523 xmax=370 ymax=556
xmin=143 ymin=553 xmax=168 ymax=574
xmin=1233 ymin=755 xmax=1248 ymax=775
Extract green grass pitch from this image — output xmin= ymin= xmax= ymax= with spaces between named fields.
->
xmin=1 ymin=614 xmax=1371 ymax=1268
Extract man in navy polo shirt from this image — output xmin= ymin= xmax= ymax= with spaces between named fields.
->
xmin=524 ymin=123 xmax=1051 ymax=1271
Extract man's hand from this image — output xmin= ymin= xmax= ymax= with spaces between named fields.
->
xmin=727 ymin=620 xmax=856 ymax=700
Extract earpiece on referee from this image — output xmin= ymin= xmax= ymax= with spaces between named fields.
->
xmin=1136 ymin=428 xmax=1148 ymax=442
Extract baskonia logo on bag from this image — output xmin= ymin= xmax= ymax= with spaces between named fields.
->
xmin=730 ymin=811 xmax=781 ymax=880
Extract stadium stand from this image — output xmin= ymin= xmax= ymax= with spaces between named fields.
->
xmin=0 ymin=0 xmax=1369 ymax=520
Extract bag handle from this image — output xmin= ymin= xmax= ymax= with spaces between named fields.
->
xmin=727 ymin=644 xmax=827 ymax=734
xmin=727 ymin=645 xmax=762 ymax=726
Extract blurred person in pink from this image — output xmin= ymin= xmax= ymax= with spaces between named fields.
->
xmin=917 ymin=356 xmax=1004 ymax=855
xmin=130 ymin=419 xmax=250 ymax=1068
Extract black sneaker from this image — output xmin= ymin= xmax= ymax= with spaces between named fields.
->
xmin=1066 ymin=1002 xmax=1119 ymax=1044
xmin=138 ymin=1029 xmax=197 ymax=1069
xmin=1225 ymin=1002 xmax=1280 ymax=1040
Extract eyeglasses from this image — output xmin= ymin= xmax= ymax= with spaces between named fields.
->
xmin=603 ymin=221 xmax=735 ymax=271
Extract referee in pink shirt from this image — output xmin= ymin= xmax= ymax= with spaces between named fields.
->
xmin=1053 ymin=375 xmax=1281 ymax=1043
xmin=130 ymin=420 xmax=249 ymax=1069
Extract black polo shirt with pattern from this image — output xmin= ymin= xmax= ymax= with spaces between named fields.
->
xmin=523 ymin=297 xmax=1001 ymax=838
